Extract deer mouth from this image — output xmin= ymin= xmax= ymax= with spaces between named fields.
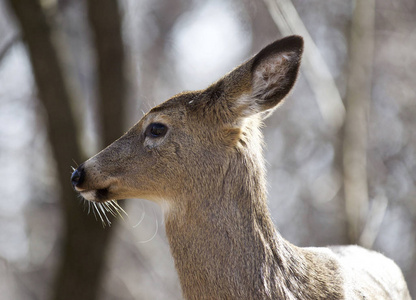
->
xmin=76 ymin=187 xmax=110 ymax=202
xmin=71 ymin=165 xmax=114 ymax=202
xmin=75 ymin=186 xmax=127 ymax=227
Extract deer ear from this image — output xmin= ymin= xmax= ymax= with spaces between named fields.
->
xmin=202 ymin=36 xmax=303 ymax=122
xmin=227 ymin=36 xmax=303 ymax=117
xmin=250 ymin=35 xmax=303 ymax=111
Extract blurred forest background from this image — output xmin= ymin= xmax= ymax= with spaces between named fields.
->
xmin=0 ymin=0 xmax=415 ymax=299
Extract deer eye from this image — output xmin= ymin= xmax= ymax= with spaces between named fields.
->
xmin=146 ymin=123 xmax=168 ymax=138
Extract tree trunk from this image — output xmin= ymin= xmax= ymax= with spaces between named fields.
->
xmin=7 ymin=0 xmax=126 ymax=299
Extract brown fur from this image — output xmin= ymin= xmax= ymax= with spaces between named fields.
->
xmin=72 ymin=36 xmax=411 ymax=299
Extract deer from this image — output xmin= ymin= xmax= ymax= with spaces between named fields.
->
xmin=71 ymin=36 xmax=411 ymax=299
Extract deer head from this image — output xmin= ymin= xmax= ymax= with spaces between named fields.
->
xmin=71 ymin=36 xmax=303 ymax=210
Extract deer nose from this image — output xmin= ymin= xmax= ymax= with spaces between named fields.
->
xmin=71 ymin=165 xmax=85 ymax=188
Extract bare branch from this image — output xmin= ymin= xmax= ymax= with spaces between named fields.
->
xmin=263 ymin=0 xmax=345 ymax=132
xmin=0 ymin=32 xmax=20 ymax=62
xmin=343 ymin=0 xmax=375 ymax=244
xmin=359 ymin=191 xmax=388 ymax=249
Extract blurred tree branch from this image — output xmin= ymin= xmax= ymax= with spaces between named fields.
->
xmin=139 ymin=0 xmax=189 ymax=107
xmin=343 ymin=0 xmax=375 ymax=244
xmin=86 ymin=0 xmax=126 ymax=146
xmin=263 ymin=0 xmax=346 ymax=132
xmin=6 ymin=0 xmax=126 ymax=299
xmin=52 ymin=0 xmax=127 ymax=299
xmin=0 ymin=32 xmax=19 ymax=62
xmin=5 ymin=0 xmax=89 ymax=297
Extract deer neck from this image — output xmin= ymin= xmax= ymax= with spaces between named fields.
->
xmin=164 ymin=149 xmax=311 ymax=299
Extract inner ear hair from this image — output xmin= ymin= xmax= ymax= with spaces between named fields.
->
xmin=251 ymin=35 xmax=303 ymax=111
